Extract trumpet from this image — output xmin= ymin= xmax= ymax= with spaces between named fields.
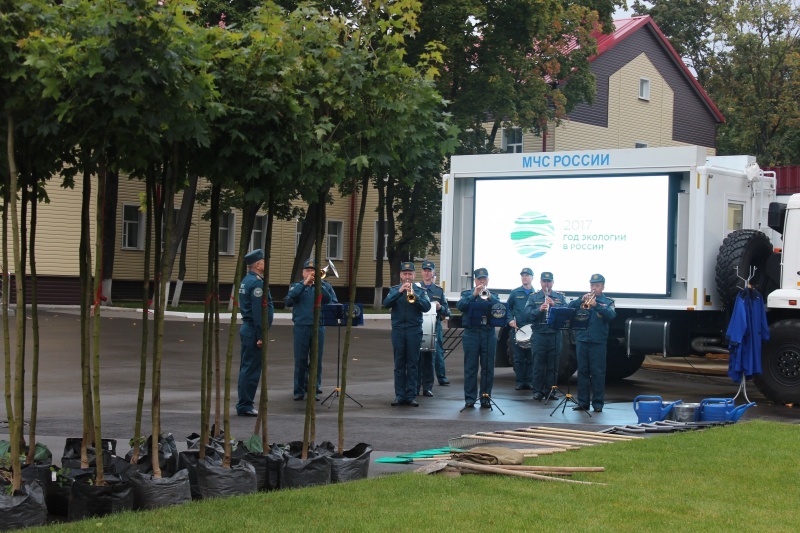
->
xmin=479 ymin=287 xmax=491 ymax=300
xmin=406 ymin=283 xmax=417 ymax=303
xmin=320 ymin=259 xmax=339 ymax=280
xmin=581 ymin=290 xmax=596 ymax=309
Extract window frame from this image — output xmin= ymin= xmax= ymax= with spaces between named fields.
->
xmin=250 ymin=214 xmax=266 ymax=253
xmin=502 ymin=127 xmax=523 ymax=153
xmin=639 ymin=78 xmax=651 ymax=101
xmin=219 ymin=212 xmax=235 ymax=255
xmin=374 ymin=220 xmax=389 ymax=260
xmin=121 ymin=203 xmax=144 ymax=251
xmin=326 ymin=219 xmax=344 ymax=260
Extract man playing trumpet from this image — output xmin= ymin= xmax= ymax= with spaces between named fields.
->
xmin=457 ymin=268 xmax=502 ymax=408
xmin=568 ymin=273 xmax=616 ymax=412
xmin=525 ymin=272 xmax=567 ymax=400
xmin=383 ymin=262 xmax=431 ymax=407
xmin=285 ymin=259 xmax=338 ymax=401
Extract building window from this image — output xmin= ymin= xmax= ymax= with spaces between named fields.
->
xmin=639 ymin=78 xmax=650 ymax=101
xmin=327 ymin=220 xmax=344 ymax=260
xmin=250 ymin=215 xmax=265 ymax=252
xmin=219 ymin=212 xmax=235 ymax=255
xmin=635 ymin=142 xmax=648 ymax=148
xmin=295 ymin=219 xmax=316 ymax=258
xmin=122 ymin=204 xmax=144 ymax=250
xmin=374 ymin=220 xmax=389 ymax=260
xmin=502 ymin=128 xmax=523 ymax=153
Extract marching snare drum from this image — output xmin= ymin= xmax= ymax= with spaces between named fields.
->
xmin=515 ymin=324 xmax=533 ymax=349
xmin=420 ymin=308 xmax=438 ymax=352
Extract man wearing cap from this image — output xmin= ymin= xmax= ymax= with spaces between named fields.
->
xmin=457 ymin=268 xmax=503 ymax=408
xmin=416 ymin=260 xmax=451 ymax=396
xmin=525 ymin=272 xmax=567 ymax=400
xmin=506 ymin=268 xmax=536 ymax=391
xmin=383 ymin=262 xmax=431 ymax=407
xmin=568 ymin=274 xmax=616 ymax=412
xmin=285 ymin=259 xmax=339 ymax=401
xmin=236 ymin=249 xmax=274 ymax=417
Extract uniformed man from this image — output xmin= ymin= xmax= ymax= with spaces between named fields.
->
xmin=507 ymin=267 xmax=535 ymax=391
xmin=525 ymin=271 xmax=567 ymax=400
xmin=568 ymin=273 xmax=616 ymax=412
xmin=236 ymin=249 xmax=274 ymax=416
xmin=285 ymin=258 xmax=338 ymax=401
xmin=383 ymin=261 xmax=431 ymax=407
xmin=457 ymin=268 xmax=503 ymax=408
xmin=416 ymin=260 xmax=451 ymax=397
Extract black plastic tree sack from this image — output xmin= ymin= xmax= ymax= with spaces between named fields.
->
xmin=43 ymin=467 xmax=94 ymax=517
xmin=61 ymin=437 xmax=117 ymax=469
xmin=68 ymin=473 xmax=133 ymax=521
xmin=130 ymin=469 xmax=192 ymax=510
xmin=318 ymin=442 xmax=373 ymax=483
xmin=0 ymin=481 xmax=47 ymax=531
xmin=125 ymin=434 xmax=179 ymax=476
xmin=197 ymin=459 xmax=257 ymax=499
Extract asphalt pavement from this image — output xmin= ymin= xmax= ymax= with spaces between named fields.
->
xmin=1 ymin=307 xmax=797 ymax=478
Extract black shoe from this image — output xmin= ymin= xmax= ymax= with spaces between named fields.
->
xmin=572 ymin=405 xmax=589 ymax=411
xmin=237 ymin=409 xmax=258 ymax=417
xmin=515 ymin=385 xmax=522 ymax=390
xmin=391 ymin=400 xmax=404 ymax=407
xmin=464 ymin=401 xmax=475 ymax=408
xmin=423 ymin=390 xmax=434 ymax=397
xmin=521 ymin=384 xmax=533 ymax=390
xmin=593 ymin=407 xmax=603 ymax=413
xmin=408 ymin=400 xmax=420 ymax=407
xmin=480 ymin=401 xmax=491 ymax=408
xmin=438 ymin=379 xmax=450 ymax=386
xmin=315 ymin=396 xmax=320 ymax=402
xmin=532 ymin=393 xmax=544 ymax=401
xmin=316 ymin=388 xmax=323 ymax=394
xmin=293 ymin=395 xmax=304 ymax=401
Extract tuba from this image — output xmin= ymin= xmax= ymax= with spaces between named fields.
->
xmin=320 ymin=259 xmax=339 ymax=279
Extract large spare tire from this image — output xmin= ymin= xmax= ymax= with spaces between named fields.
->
xmin=715 ymin=229 xmax=772 ymax=310
xmin=754 ymin=319 xmax=800 ymax=405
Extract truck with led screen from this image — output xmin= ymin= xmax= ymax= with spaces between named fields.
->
xmin=439 ymin=145 xmax=800 ymax=404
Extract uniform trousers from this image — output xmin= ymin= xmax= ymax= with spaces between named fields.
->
xmin=237 ymin=323 xmax=261 ymax=413
xmin=293 ymin=324 xmax=325 ymax=397
xmin=391 ymin=328 xmax=422 ymax=403
xmin=531 ymin=331 xmax=560 ymax=396
xmin=576 ymin=340 xmax=607 ymax=409
xmin=462 ymin=328 xmax=496 ymax=404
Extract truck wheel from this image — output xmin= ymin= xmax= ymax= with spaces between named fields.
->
xmin=715 ymin=229 xmax=772 ymax=310
xmin=557 ymin=331 xmax=577 ymax=383
xmin=495 ymin=326 xmax=513 ymax=367
xmin=605 ymin=344 xmax=645 ymax=382
xmin=754 ymin=319 xmax=800 ymax=404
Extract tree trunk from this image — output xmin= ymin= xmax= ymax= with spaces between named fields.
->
xmin=26 ymin=190 xmax=40 ymax=465
xmin=337 ymin=171 xmax=369 ymax=452
xmin=91 ymin=164 xmax=107 ymax=485
xmin=303 ymin=196 xmax=325 ymax=459
xmin=167 ymin=174 xmax=197 ymax=306
xmin=79 ymin=168 xmax=93 ymax=471
xmin=373 ymin=182 xmax=386 ymax=309
xmin=291 ymin=202 xmax=318 ymax=284
xmin=100 ymin=169 xmax=118 ymax=306
xmin=199 ymin=183 xmax=220 ymax=461
xmin=256 ymin=189 xmax=276 ymax=446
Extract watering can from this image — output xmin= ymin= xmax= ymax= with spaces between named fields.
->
xmin=699 ymin=398 xmax=756 ymax=422
xmin=633 ymin=395 xmax=683 ymax=423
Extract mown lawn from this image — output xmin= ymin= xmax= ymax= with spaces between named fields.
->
xmin=36 ymin=420 xmax=799 ymax=532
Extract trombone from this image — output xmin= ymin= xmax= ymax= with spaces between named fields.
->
xmin=320 ymin=259 xmax=339 ymax=279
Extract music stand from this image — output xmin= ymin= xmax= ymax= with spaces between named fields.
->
xmin=548 ymin=374 xmax=591 ymax=417
xmin=321 ymin=303 xmax=364 ymax=408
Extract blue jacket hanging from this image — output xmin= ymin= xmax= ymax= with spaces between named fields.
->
xmin=725 ymin=288 xmax=769 ymax=383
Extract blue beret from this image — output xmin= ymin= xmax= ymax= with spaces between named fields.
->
xmin=590 ymin=273 xmax=605 ymax=284
xmin=473 ymin=267 xmax=489 ymax=279
xmin=540 ymin=272 xmax=554 ymax=281
xmin=520 ymin=267 xmax=533 ymax=276
xmin=400 ymin=261 xmax=415 ymax=272
xmin=422 ymin=260 xmax=435 ymax=270
xmin=303 ymin=259 xmax=315 ymax=269
xmin=245 ymin=249 xmax=264 ymax=265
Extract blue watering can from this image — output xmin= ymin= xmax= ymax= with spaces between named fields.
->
xmin=633 ymin=395 xmax=683 ymax=423
xmin=699 ymin=398 xmax=756 ymax=422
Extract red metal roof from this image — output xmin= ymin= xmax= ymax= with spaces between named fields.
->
xmin=764 ymin=165 xmax=800 ymax=195
xmin=594 ymin=16 xmax=725 ymax=123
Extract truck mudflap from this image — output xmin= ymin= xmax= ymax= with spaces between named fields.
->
xmin=754 ymin=319 xmax=800 ymax=404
